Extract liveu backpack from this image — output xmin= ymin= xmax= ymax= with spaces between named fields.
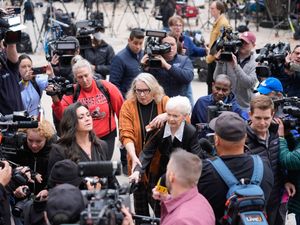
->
xmin=208 ymin=155 xmax=269 ymax=225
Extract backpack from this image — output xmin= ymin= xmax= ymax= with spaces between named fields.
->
xmin=208 ymin=155 xmax=269 ymax=225
xmin=73 ymin=80 xmax=113 ymax=132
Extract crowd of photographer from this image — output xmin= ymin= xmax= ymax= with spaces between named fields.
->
xmin=2 ymin=1 xmax=300 ymax=224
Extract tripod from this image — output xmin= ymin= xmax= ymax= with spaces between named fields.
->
xmin=201 ymin=0 xmax=213 ymax=30
xmin=33 ymin=0 xmax=69 ymax=53
xmin=23 ymin=0 xmax=41 ymax=48
xmin=116 ymin=0 xmax=140 ymax=30
xmin=273 ymin=0 xmax=294 ymax=37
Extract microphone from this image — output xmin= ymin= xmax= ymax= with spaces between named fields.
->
xmin=199 ymin=138 xmax=214 ymax=155
xmin=0 ymin=121 xmax=38 ymax=128
xmin=156 ymin=174 xmax=168 ymax=194
xmin=78 ymin=161 xmax=122 ymax=177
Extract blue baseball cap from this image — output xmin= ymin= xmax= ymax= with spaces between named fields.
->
xmin=257 ymin=77 xmax=283 ymax=95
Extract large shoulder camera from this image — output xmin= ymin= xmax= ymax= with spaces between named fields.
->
xmin=144 ymin=30 xmax=171 ymax=68
xmin=46 ymin=37 xmax=79 ymax=68
xmin=0 ymin=111 xmax=38 ymax=160
xmin=274 ymin=97 xmax=300 ymax=130
xmin=75 ymin=18 xmax=104 ymax=50
xmin=211 ymin=27 xmax=242 ymax=61
xmin=0 ymin=8 xmax=25 ymax=44
xmin=46 ymin=76 xmax=74 ymax=96
xmin=255 ymin=42 xmax=290 ymax=79
xmin=78 ymin=161 xmax=160 ymax=225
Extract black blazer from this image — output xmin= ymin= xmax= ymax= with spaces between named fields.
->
xmin=137 ymin=121 xmax=203 ymax=178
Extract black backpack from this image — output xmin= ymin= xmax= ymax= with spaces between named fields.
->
xmin=73 ymin=80 xmax=113 ymax=132
xmin=208 ymin=155 xmax=268 ymax=225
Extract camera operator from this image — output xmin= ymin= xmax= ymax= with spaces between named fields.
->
xmin=83 ymin=27 xmax=115 ymax=80
xmin=0 ymin=161 xmax=12 ymax=225
xmin=0 ymin=39 xmax=23 ymax=115
xmin=284 ymin=45 xmax=300 ymax=97
xmin=13 ymin=120 xmax=56 ymax=197
xmin=50 ymin=36 xmax=80 ymax=83
xmin=18 ymin=54 xmax=54 ymax=117
xmin=277 ymin=117 xmax=300 ymax=224
xmin=191 ymin=74 xmax=248 ymax=125
xmin=49 ymin=59 xmax=123 ymax=158
xmin=141 ymin=34 xmax=194 ymax=103
xmin=44 ymin=183 xmax=134 ymax=225
xmin=152 ymin=149 xmax=215 ymax=225
xmin=213 ymin=31 xmax=258 ymax=110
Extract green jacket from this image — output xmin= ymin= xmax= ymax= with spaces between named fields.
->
xmin=279 ymin=137 xmax=300 ymax=214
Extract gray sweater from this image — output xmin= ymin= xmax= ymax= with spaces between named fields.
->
xmin=213 ymin=53 xmax=258 ymax=109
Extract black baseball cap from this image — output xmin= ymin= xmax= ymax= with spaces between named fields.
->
xmin=209 ymin=111 xmax=246 ymax=141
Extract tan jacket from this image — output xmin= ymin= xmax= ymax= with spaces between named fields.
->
xmin=119 ymin=96 xmax=169 ymax=178
xmin=206 ymin=14 xmax=230 ymax=64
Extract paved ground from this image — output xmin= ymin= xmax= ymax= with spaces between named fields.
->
xmin=7 ymin=0 xmax=298 ymax=217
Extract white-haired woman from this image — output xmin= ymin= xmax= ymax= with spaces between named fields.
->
xmin=129 ymin=95 xmax=204 ymax=215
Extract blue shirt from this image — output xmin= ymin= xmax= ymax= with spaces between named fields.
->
xmin=19 ymin=75 xmax=48 ymax=116
xmin=109 ymin=45 xmax=143 ymax=98
xmin=183 ymin=35 xmax=206 ymax=58
xmin=191 ymin=93 xmax=249 ymax=125
xmin=148 ymin=54 xmax=194 ymax=98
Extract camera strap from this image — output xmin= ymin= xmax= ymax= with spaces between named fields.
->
xmin=30 ymin=78 xmax=42 ymax=98
xmin=239 ymin=55 xmax=251 ymax=69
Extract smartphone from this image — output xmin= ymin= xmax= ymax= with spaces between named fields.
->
xmin=13 ymin=7 xmax=21 ymax=14
xmin=7 ymin=7 xmax=21 ymax=15
xmin=4 ymin=30 xmax=21 ymax=44
xmin=32 ymin=66 xmax=47 ymax=75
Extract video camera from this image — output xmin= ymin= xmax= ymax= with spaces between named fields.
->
xmin=46 ymin=37 xmax=79 ymax=68
xmin=77 ymin=161 xmax=160 ymax=225
xmin=144 ymin=30 xmax=171 ymax=68
xmin=196 ymin=101 xmax=232 ymax=144
xmin=46 ymin=76 xmax=74 ymax=96
xmin=273 ymin=97 xmax=300 ymax=130
xmin=0 ymin=111 xmax=38 ymax=159
xmin=256 ymin=42 xmax=290 ymax=79
xmin=0 ymin=8 xmax=26 ymax=44
xmin=75 ymin=18 xmax=104 ymax=50
xmin=211 ymin=27 xmax=242 ymax=61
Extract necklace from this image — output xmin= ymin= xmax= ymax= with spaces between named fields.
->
xmin=137 ymin=101 xmax=155 ymax=146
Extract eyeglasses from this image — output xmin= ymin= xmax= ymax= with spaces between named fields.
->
xmin=135 ymin=88 xmax=151 ymax=95
xmin=172 ymin=24 xmax=183 ymax=27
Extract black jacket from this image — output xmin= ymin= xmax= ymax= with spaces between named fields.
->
xmin=246 ymin=122 xmax=285 ymax=206
xmin=48 ymin=139 xmax=117 ymax=189
xmin=0 ymin=184 xmax=11 ymax=225
xmin=198 ymin=154 xmax=274 ymax=225
xmin=84 ymin=41 xmax=115 ymax=78
xmin=136 ymin=122 xmax=204 ymax=178
xmin=13 ymin=136 xmax=56 ymax=194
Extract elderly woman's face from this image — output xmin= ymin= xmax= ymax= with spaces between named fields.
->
xmin=167 ymin=108 xmax=185 ymax=131
xmin=135 ymin=80 xmax=153 ymax=105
